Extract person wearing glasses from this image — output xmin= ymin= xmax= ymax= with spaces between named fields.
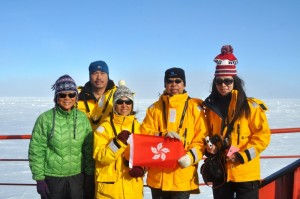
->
xmin=77 ymin=60 xmax=117 ymax=131
xmin=140 ymin=67 xmax=208 ymax=199
xmin=93 ymin=81 xmax=144 ymax=199
xmin=202 ymin=45 xmax=271 ymax=199
xmin=28 ymin=75 xmax=94 ymax=199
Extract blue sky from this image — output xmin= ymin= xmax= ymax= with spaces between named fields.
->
xmin=1 ymin=0 xmax=299 ymax=99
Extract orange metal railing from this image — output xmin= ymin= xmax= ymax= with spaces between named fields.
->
xmin=0 ymin=127 xmax=300 ymax=188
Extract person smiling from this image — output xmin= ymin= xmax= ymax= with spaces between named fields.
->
xmin=77 ymin=60 xmax=117 ymax=131
xmin=93 ymin=81 xmax=144 ymax=199
xmin=28 ymin=75 xmax=94 ymax=199
xmin=202 ymin=45 xmax=271 ymax=199
xmin=140 ymin=67 xmax=208 ymax=199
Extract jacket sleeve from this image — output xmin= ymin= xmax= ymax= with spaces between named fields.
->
xmin=185 ymin=99 xmax=208 ymax=165
xmin=28 ymin=114 xmax=49 ymax=181
xmin=82 ymin=116 xmax=94 ymax=175
xmin=235 ymin=99 xmax=271 ymax=164
xmin=93 ymin=123 xmax=127 ymax=166
xmin=140 ymin=103 xmax=162 ymax=136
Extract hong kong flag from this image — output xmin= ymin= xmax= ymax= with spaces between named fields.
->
xmin=128 ymin=134 xmax=186 ymax=168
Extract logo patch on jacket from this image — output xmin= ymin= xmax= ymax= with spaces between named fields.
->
xmin=96 ymin=126 xmax=105 ymax=134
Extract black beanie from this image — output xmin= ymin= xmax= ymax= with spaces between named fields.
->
xmin=164 ymin=67 xmax=186 ymax=86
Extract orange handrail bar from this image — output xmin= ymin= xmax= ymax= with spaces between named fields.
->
xmin=2 ymin=155 xmax=300 ymax=162
xmin=1 ymin=127 xmax=299 ymax=140
xmin=261 ymin=155 xmax=300 ymax=159
xmin=270 ymin=127 xmax=300 ymax=134
xmin=0 ymin=135 xmax=31 ymax=139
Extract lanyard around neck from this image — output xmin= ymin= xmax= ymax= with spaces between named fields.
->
xmin=162 ymin=97 xmax=189 ymax=131
xmin=90 ymin=90 xmax=114 ymax=124
xmin=110 ymin=114 xmax=135 ymax=137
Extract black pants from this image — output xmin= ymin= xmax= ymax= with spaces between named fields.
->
xmin=150 ymin=187 xmax=190 ymax=199
xmin=212 ymin=180 xmax=259 ymax=199
xmin=42 ymin=173 xmax=83 ymax=199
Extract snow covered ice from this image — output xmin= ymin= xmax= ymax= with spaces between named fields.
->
xmin=0 ymin=97 xmax=299 ymax=199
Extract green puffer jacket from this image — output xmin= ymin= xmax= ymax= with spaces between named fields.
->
xmin=28 ymin=107 xmax=94 ymax=180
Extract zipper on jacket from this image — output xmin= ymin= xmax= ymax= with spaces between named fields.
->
xmin=183 ymin=128 xmax=187 ymax=148
xmin=237 ymin=124 xmax=240 ymax=145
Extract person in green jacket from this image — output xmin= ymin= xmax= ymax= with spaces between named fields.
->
xmin=28 ymin=74 xmax=94 ymax=199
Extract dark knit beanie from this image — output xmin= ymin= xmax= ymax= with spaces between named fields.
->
xmin=89 ymin=60 xmax=109 ymax=75
xmin=164 ymin=67 xmax=186 ymax=86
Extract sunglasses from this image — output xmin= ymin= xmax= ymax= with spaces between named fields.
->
xmin=58 ymin=92 xmax=77 ymax=98
xmin=166 ymin=79 xmax=182 ymax=84
xmin=116 ymin=99 xmax=133 ymax=105
xmin=214 ymin=78 xmax=234 ymax=86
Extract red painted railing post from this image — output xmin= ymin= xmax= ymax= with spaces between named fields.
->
xmin=293 ymin=167 xmax=300 ymax=199
xmin=259 ymin=181 xmax=275 ymax=199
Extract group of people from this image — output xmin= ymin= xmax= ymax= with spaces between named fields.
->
xmin=28 ymin=45 xmax=271 ymax=199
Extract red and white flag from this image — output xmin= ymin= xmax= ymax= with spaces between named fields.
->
xmin=128 ymin=134 xmax=185 ymax=168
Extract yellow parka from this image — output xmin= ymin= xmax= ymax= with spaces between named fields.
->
xmin=140 ymin=92 xmax=208 ymax=192
xmin=203 ymin=90 xmax=271 ymax=182
xmin=77 ymin=80 xmax=117 ymax=131
xmin=93 ymin=113 xmax=144 ymax=199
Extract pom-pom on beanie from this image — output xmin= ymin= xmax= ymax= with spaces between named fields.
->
xmin=214 ymin=45 xmax=238 ymax=76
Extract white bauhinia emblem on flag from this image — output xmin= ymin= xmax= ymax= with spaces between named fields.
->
xmin=151 ymin=143 xmax=170 ymax=161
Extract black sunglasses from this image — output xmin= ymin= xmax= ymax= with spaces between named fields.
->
xmin=166 ymin=79 xmax=182 ymax=84
xmin=58 ymin=92 xmax=77 ymax=98
xmin=214 ymin=78 xmax=234 ymax=86
xmin=116 ymin=99 xmax=133 ymax=105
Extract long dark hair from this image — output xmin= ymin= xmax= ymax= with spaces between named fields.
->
xmin=211 ymin=76 xmax=250 ymax=120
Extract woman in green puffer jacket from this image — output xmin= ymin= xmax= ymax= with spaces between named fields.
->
xmin=28 ymin=75 xmax=94 ymax=199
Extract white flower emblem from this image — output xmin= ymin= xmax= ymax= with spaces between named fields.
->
xmin=151 ymin=143 xmax=170 ymax=161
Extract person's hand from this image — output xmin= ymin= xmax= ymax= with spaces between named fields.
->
xmin=227 ymin=153 xmax=239 ymax=163
xmin=165 ymin=132 xmax=181 ymax=140
xmin=129 ymin=166 xmax=144 ymax=177
xmin=178 ymin=154 xmax=191 ymax=168
xmin=36 ymin=180 xmax=50 ymax=199
xmin=117 ymin=130 xmax=131 ymax=144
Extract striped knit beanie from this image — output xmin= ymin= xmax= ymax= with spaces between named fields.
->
xmin=52 ymin=74 xmax=78 ymax=100
xmin=214 ymin=45 xmax=238 ymax=76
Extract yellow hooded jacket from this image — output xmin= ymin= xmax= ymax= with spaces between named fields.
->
xmin=203 ymin=90 xmax=271 ymax=182
xmin=93 ymin=113 xmax=143 ymax=199
xmin=77 ymin=80 xmax=117 ymax=131
xmin=140 ymin=92 xmax=208 ymax=192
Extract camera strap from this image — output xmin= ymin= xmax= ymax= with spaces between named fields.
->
xmin=221 ymin=118 xmax=235 ymax=151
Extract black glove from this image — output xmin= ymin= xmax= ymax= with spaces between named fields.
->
xmin=117 ymin=130 xmax=131 ymax=144
xmin=36 ymin=180 xmax=50 ymax=199
xmin=129 ymin=166 xmax=144 ymax=177
xmin=84 ymin=174 xmax=95 ymax=199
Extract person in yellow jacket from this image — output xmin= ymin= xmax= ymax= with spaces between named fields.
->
xmin=93 ymin=81 xmax=144 ymax=199
xmin=77 ymin=60 xmax=117 ymax=199
xmin=202 ymin=45 xmax=271 ymax=199
xmin=77 ymin=60 xmax=117 ymax=131
xmin=140 ymin=67 xmax=208 ymax=199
